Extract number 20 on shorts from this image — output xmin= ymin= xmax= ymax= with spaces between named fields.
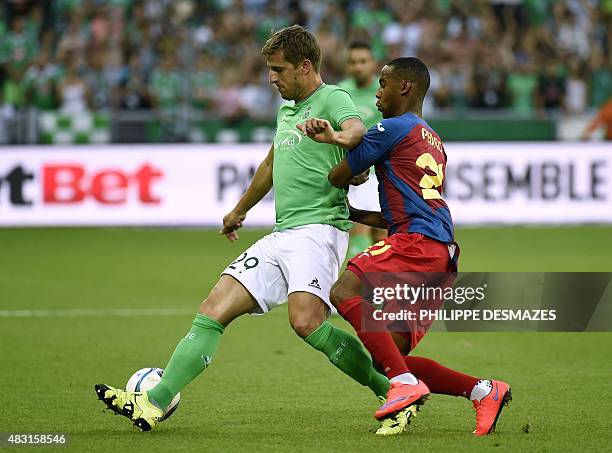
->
xmin=228 ymin=253 xmax=259 ymax=271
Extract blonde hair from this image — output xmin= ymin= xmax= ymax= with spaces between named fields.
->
xmin=261 ymin=25 xmax=321 ymax=72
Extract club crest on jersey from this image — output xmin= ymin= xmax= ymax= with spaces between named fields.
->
xmin=302 ymin=106 xmax=312 ymax=119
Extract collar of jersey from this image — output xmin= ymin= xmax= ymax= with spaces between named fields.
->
xmin=295 ymin=83 xmax=326 ymax=105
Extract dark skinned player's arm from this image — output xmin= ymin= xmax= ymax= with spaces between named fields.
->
xmin=347 ymin=204 xmax=387 ymax=229
xmin=328 ymin=158 xmax=354 ymax=188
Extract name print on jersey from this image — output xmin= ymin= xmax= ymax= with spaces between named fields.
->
xmin=421 ymin=128 xmax=443 ymax=152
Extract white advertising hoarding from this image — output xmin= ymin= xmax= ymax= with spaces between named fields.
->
xmin=0 ymin=143 xmax=610 ymax=226
xmin=444 ymin=142 xmax=611 ymax=224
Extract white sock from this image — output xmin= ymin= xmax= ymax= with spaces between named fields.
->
xmin=390 ymin=372 xmax=418 ymax=385
xmin=470 ymin=380 xmax=492 ymax=401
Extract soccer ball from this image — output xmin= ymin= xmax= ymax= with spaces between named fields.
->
xmin=126 ymin=368 xmax=180 ymax=421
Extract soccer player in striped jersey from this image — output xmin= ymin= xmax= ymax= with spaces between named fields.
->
xmin=300 ymin=57 xmax=511 ymax=436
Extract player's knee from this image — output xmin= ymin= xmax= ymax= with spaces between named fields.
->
xmin=289 ymin=302 xmax=325 ymax=338
xmin=197 ymin=275 xmax=256 ymax=325
xmin=287 ymin=292 xmax=327 ymax=339
xmin=197 ymin=287 xmax=236 ymax=325
xmin=289 ymin=312 xmax=324 ymax=339
xmin=198 ymin=295 xmax=223 ymax=320
xmin=330 ymin=272 xmax=362 ymax=308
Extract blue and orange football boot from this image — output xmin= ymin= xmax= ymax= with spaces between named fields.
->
xmin=472 ymin=380 xmax=512 ymax=436
xmin=374 ymin=380 xmax=430 ymax=420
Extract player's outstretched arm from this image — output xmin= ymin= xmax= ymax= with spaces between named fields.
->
xmin=296 ymin=117 xmax=365 ymax=149
xmin=219 ymin=144 xmax=274 ymax=242
xmin=348 ymin=204 xmax=387 ymax=229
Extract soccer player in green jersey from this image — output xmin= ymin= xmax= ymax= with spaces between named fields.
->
xmin=95 ymin=25 xmax=402 ymax=434
xmin=338 ymin=42 xmax=386 ymax=259
xmin=338 ymin=42 xmax=381 ymax=129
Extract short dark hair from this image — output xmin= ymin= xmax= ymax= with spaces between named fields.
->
xmin=261 ymin=25 xmax=321 ymax=72
xmin=385 ymin=57 xmax=430 ymax=98
xmin=348 ymin=41 xmax=372 ymax=52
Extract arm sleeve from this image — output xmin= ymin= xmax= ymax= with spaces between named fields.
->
xmin=346 ymin=119 xmax=405 ymax=174
xmin=326 ymin=89 xmax=360 ymax=130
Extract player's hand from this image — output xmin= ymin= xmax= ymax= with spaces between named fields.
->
xmin=297 ymin=118 xmax=336 ymax=144
xmin=350 ymin=171 xmax=369 ymax=186
xmin=219 ymin=209 xmax=246 ymax=242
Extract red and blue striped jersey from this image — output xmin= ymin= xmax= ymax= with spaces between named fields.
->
xmin=346 ymin=112 xmax=454 ymax=243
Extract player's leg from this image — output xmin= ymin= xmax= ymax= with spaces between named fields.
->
xmin=145 ymin=275 xmax=258 ymax=410
xmin=287 ymin=291 xmax=328 ymax=338
xmin=388 ymin=331 xmax=483 ymax=400
xmin=402 ymin=352 xmax=511 ymax=435
xmin=287 ymin=291 xmax=389 ymax=399
xmin=331 ymin=270 xmax=416 ymax=381
xmin=277 ymin=224 xmax=391 ymax=399
xmin=145 ymin=232 xmax=285 ymax=413
xmin=96 ymin=234 xmax=277 ymax=431
xmin=95 ymin=275 xmax=258 ymax=431
xmin=388 ymin=315 xmax=511 ymax=435
xmin=288 ymin=290 xmax=415 ymax=436
xmin=330 ymin=269 xmax=429 ymax=419
xmin=331 ymin=234 xmax=449 ymax=419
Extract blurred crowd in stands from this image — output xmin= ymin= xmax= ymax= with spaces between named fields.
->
xmin=1 ymin=0 xmax=611 ymax=124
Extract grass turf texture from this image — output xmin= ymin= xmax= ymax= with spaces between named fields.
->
xmin=1 ymin=226 xmax=611 ymax=452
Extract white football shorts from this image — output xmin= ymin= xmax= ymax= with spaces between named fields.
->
xmin=348 ymin=168 xmax=381 ymax=212
xmin=221 ymin=224 xmax=349 ymax=315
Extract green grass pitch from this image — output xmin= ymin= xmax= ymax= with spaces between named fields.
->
xmin=1 ymin=226 xmax=611 ymax=452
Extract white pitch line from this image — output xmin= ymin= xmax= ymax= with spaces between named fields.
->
xmin=0 ymin=308 xmax=195 ymax=318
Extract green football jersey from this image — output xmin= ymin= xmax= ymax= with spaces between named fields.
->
xmin=338 ymin=78 xmax=382 ymax=129
xmin=273 ymin=83 xmax=359 ymax=232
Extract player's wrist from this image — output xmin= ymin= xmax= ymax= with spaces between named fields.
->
xmin=232 ymin=206 xmax=248 ymax=217
xmin=331 ymin=130 xmax=341 ymax=146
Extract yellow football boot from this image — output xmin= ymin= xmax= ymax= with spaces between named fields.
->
xmin=95 ymin=384 xmax=164 ymax=431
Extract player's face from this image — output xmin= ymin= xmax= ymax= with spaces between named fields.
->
xmin=376 ymin=65 xmax=407 ymax=118
xmin=267 ymin=50 xmax=303 ymax=101
xmin=347 ymin=48 xmax=376 ymax=85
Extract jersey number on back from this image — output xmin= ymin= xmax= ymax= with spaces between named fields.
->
xmin=415 ymin=153 xmax=444 ymax=200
